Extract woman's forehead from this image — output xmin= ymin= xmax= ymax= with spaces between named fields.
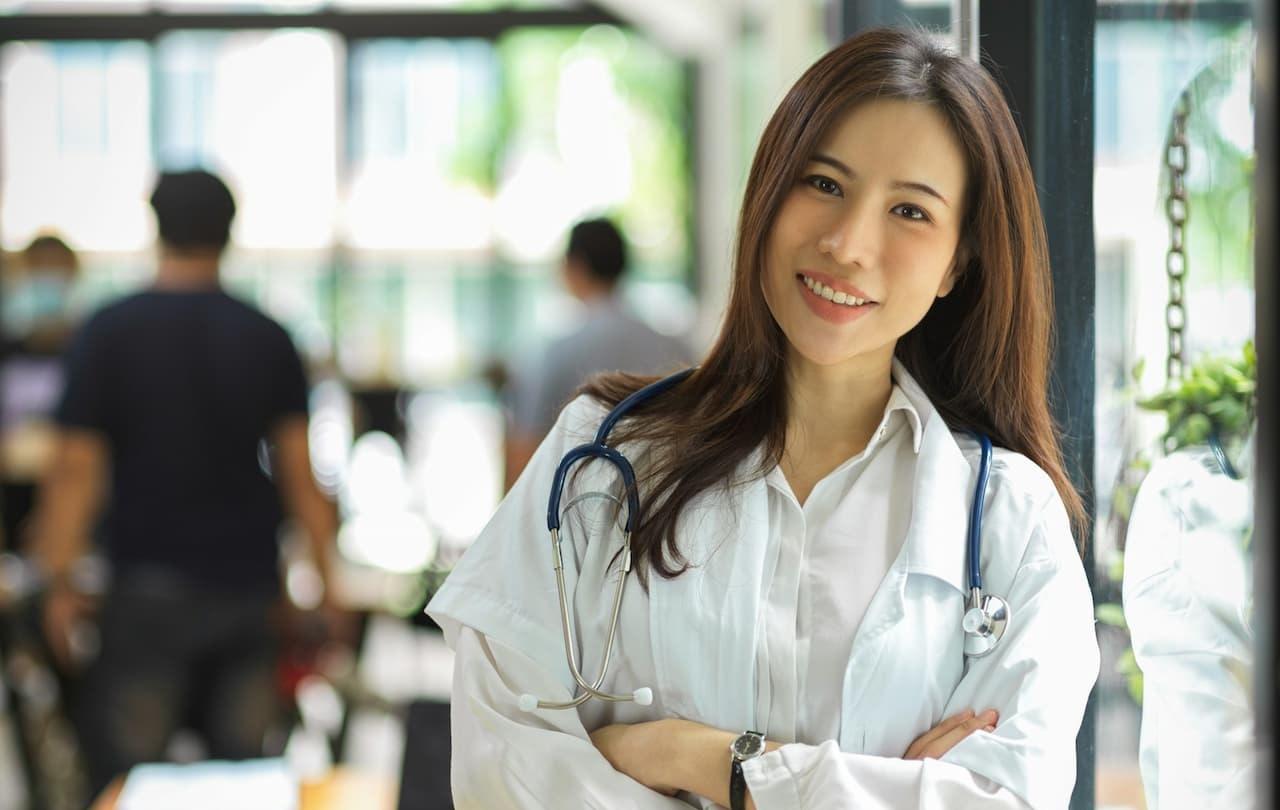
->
xmin=809 ymin=99 xmax=968 ymax=199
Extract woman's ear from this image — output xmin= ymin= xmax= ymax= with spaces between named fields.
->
xmin=937 ymin=243 xmax=968 ymax=299
xmin=936 ymin=253 xmax=957 ymax=300
xmin=937 ymin=269 xmax=957 ymax=298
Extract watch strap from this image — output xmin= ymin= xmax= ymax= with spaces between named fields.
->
xmin=729 ymin=730 xmax=763 ymax=810
xmin=730 ymin=758 xmax=747 ymax=810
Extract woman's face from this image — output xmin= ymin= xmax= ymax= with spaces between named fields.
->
xmin=762 ymin=99 xmax=968 ymax=375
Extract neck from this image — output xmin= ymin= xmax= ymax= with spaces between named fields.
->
xmin=783 ymin=352 xmax=894 ymax=465
xmin=154 ymin=247 xmax=222 ymax=291
xmin=566 ymin=266 xmax=617 ymax=304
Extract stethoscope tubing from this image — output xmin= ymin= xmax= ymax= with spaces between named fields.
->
xmin=532 ymin=369 xmax=1008 ymax=710
xmin=967 ymin=433 xmax=993 ymax=592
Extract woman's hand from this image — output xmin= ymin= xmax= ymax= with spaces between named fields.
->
xmin=903 ymin=708 xmax=999 ymax=760
xmin=591 ymin=718 xmax=780 ymax=806
xmin=589 ymin=719 xmax=683 ymax=796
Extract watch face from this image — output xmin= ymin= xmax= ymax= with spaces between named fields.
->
xmin=733 ymin=733 xmax=764 ymax=760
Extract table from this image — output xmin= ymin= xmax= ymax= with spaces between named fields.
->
xmin=91 ymin=766 xmax=397 ymax=810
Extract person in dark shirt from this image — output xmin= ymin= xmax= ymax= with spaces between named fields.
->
xmin=26 ymin=170 xmax=344 ymax=795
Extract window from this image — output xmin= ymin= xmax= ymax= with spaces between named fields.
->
xmin=1093 ymin=5 xmax=1256 ymax=809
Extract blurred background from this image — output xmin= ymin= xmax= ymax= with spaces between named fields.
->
xmin=0 ymin=1 xmax=1267 ymax=810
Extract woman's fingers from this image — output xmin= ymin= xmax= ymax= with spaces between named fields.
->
xmin=902 ymin=709 xmax=974 ymax=759
xmin=903 ymin=709 xmax=998 ymax=760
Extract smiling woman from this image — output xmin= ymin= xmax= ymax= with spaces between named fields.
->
xmin=427 ymin=25 xmax=1098 ymax=810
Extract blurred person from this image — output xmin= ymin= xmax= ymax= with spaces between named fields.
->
xmin=503 ymin=218 xmax=692 ymax=488
xmin=3 ymin=233 xmax=81 ymax=352
xmin=1 ymin=233 xmax=82 ymax=549
xmin=25 ymin=169 xmax=346 ymax=796
xmin=1123 ymin=424 xmax=1258 ymax=810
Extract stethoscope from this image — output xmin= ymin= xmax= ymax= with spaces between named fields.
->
xmin=519 ymin=369 xmax=1010 ymax=713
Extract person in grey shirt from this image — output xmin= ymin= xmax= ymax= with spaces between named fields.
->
xmin=504 ymin=218 xmax=693 ymax=489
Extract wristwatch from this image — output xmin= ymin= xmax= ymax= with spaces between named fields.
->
xmin=729 ymin=730 xmax=765 ymax=810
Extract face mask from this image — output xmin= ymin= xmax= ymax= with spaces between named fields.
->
xmin=3 ymin=269 xmax=73 ymax=336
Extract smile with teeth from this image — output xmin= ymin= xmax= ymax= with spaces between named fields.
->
xmin=800 ymin=275 xmax=874 ymax=307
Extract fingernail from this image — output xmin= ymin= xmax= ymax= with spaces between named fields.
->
xmin=981 ymin=710 xmax=998 ymax=722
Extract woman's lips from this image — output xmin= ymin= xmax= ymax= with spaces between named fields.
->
xmin=796 ymin=273 xmax=877 ymax=325
xmin=797 ymin=270 xmax=876 ymax=304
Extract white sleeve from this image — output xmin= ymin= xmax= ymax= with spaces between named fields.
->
xmin=745 ymin=496 xmax=1097 ymax=810
xmin=448 ymin=625 xmax=695 ymax=810
xmin=743 ymin=742 xmax=1030 ymax=809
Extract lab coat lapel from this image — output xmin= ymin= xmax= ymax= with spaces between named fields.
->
xmin=838 ymin=387 xmax=973 ymax=752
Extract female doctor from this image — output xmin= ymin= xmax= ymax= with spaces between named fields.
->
xmin=427 ymin=26 xmax=1099 ymax=810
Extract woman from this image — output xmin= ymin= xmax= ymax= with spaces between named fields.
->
xmin=428 ymin=26 xmax=1098 ymax=809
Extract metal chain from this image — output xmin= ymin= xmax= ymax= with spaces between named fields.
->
xmin=1164 ymin=89 xmax=1191 ymax=381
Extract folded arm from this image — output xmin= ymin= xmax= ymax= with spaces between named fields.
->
xmin=448 ymin=624 xmax=698 ymax=809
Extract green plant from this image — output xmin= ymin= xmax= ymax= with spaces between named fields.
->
xmin=1136 ymin=340 xmax=1256 ymax=452
xmin=1096 ymin=559 xmax=1145 ymax=705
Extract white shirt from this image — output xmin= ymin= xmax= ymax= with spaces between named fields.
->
xmin=428 ymin=360 xmax=1098 ymax=809
xmin=768 ymin=384 xmax=920 ymax=744
xmin=508 ymin=295 xmax=692 ymax=437
xmin=1123 ymin=440 xmax=1256 ymax=810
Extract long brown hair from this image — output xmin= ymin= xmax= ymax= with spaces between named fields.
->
xmin=581 ymin=26 xmax=1087 ymax=582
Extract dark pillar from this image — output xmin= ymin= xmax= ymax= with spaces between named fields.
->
xmin=1252 ymin=0 xmax=1274 ymax=806
xmin=980 ymin=4 xmax=1097 ymax=809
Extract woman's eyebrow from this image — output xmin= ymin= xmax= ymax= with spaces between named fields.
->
xmin=810 ymin=153 xmax=951 ymax=208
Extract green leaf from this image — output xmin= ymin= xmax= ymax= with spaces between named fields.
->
xmin=1107 ymin=554 xmax=1125 ymax=582
xmin=1131 ymin=358 xmax=1146 ymax=384
xmin=1112 ymin=486 xmax=1134 ymax=522
xmin=1096 ymin=603 xmax=1128 ymax=628
xmin=1182 ymin=413 xmax=1212 ymax=445
xmin=1137 ymin=391 xmax=1174 ymax=411
xmin=1126 ymin=670 xmax=1144 ymax=705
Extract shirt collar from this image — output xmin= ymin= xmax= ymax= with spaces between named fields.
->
xmin=759 ymin=365 xmax=926 ymax=497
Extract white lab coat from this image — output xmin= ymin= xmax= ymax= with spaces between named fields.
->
xmin=427 ymin=361 xmax=1099 ymax=809
xmin=1123 ymin=441 xmax=1256 ymax=810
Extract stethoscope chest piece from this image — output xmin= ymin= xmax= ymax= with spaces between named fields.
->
xmin=962 ymin=591 xmax=1011 ymax=658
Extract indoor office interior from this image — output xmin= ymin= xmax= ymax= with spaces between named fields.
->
xmin=0 ymin=1 xmax=1272 ymax=809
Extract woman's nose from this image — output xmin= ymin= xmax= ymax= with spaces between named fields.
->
xmin=817 ymin=203 xmax=881 ymax=267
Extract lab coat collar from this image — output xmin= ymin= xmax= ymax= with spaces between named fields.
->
xmin=889 ymin=361 xmax=926 ymax=453
xmin=891 ymin=358 xmax=972 ymax=595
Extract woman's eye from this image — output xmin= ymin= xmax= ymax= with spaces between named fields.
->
xmin=804 ymin=175 xmax=842 ymax=196
xmin=893 ymin=203 xmax=930 ymax=222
